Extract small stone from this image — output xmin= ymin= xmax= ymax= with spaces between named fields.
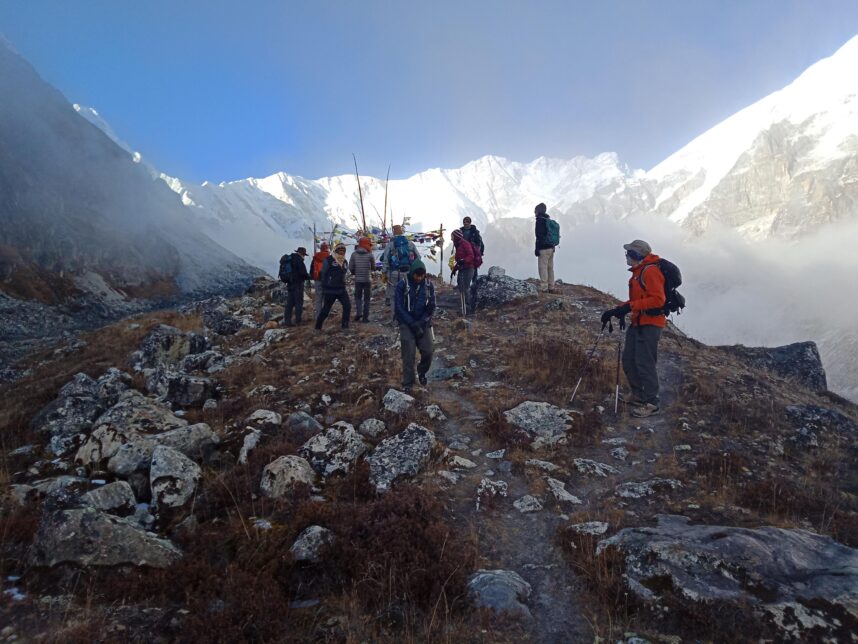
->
xmin=674 ymin=444 xmax=692 ymax=452
xmin=449 ymin=455 xmax=478 ymax=469
xmin=611 ymin=447 xmax=630 ymax=461
xmin=238 ymin=429 xmax=262 ymax=465
xmin=290 ymin=525 xmax=335 ymax=563
xmin=358 ymin=418 xmax=386 ymax=438
xmin=425 ymin=404 xmax=447 ymax=421
xmin=437 ymin=470 xmax=461 ymax=484
xmin=573 ymin=458 xmax=619 ymax=477
xmin=486 ymin=449 xmax=506 ymax=459
xmin=525 ymin=459 xmax=562 ymax=473
xmin=569 ymin=521 xmax=608 ymax=535
xmin=382 ymin=388 xmax=416 ymax=414
xmin=546 ymin=478 xmax=583 ymax=505
xmin=513 ymin=495 xmax=543 ymax=513
xmin=247 ymin=409 xmax=282 ymax=427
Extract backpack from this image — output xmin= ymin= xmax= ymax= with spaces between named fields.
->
xmin=470 ymin=241 xmax=483 ymax=268
xmin=389 ymin=236 xmax=415 ymax=272
xmin=638 ymin=259 xmax=686 ymax=317
xmin=544 ymin=219 xmax=560 ymax=247
xmin=311 ymin=255 xmax=325 ymax=281
xmin=278 ymin=254 xmax=293 ymax=283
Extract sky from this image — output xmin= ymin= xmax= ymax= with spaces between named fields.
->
xmin=2 ymin=1 xmax=858 ymax=183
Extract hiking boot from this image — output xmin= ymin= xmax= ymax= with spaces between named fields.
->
xmin=354 ymin=315 xmax=362 ymax=322
xmin=619 ymin=392 xmax=644 ymax=406
xmin=418 ymin=373 xmax=428 ymax=386
xmin=403 ymin=385 xmax=413 ymax=394
xmin=283 ymin=321 xmax=294 ymax=327
xmin=630 ymin=403 xmax=659 ymax=418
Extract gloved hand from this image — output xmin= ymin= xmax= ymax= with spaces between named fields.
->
xmin=601 ymin=303 xmax=631 ymax=325
xmin=409 ymin=321 xmax=422 ymax=337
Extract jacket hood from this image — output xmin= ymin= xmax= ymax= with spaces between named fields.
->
xmin=408 ymin=258 xmax=427 ymax=280
xmin=628 ymin=253 xmax=661 ymax=273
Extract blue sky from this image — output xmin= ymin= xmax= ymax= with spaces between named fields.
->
xmin=2 ymin=1 xmax=857 ymax=183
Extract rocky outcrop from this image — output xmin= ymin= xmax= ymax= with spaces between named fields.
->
xmin=299 ymin=422 xmax=369 ymax=478
xmin=598 ymin=515 xmax=858 ymax=641
xmin=476 ymin=267 xmax=538 ymax=308
xmin=723 ymin=341 xmax=827 ymax=392
xmin=31 ymin=507 xmax=181 ymax=568
xmin=132 ymin=325 xmax=210 ymax=372
xmin=784 ymin=404 xmax=858 ymax=449
xmin=366 ymin=423 xmax=436 ymax=493
xmin=468 ymin=569 xmax=533 ymax=620
xmin=503 ymin=401 xmax=579 ymax=449
xmin=259 ymin=455 xmax=316 ymax=499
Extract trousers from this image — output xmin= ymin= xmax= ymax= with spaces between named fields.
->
xmin=354 ymin=282 xmax=371 ymax=320
xmin=283 ymin=282 xmax=305 ymax=324
xmin=399 ymin=322 xmax=434 ymax=388
xmin=315 ymin=292 xmax=351 ymax=329
xmin=537 ymin=248 xmax=555 ymax=291
xmin=622 ymin=324 xmax=662 ymax=404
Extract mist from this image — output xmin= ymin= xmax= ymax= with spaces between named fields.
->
xmin=483 ymin=214 xmax=858 ymax=401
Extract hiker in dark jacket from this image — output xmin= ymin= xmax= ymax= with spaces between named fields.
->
xmin=315 ymin=243 xmax=352 ymax=331
xmin=460 ymin=216 xmax=484 ymax=307
xmin=601 ymin=239 xmax=666 ymax=419
xmin=282 ymin=247 xmax=310 ymax=326
xmin=534 ymin=203 xmax=556 ymax=292
xmin=349 ymin=237 xmax=376 ymax=322
xmin=394 ymin=259 xmax=435 ymax=391
xmin=382 ymin=225 xmax=420 ymax=318
xmin=451 ymin=229 xmax=477 ymax=316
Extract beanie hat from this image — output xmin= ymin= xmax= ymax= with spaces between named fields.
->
xmin=623 ymin=239 xmax=652 ymax=258
xmin=392 ymin=225 xmax=404 ymax=235
xmin=319 ymin=242 xmax=329 ymax=252
xmin=334 ymin=243 xmax=347 ymax=253
xmin=358 ymin=237 xmax=372 ymax=251
xmin=534 ymin=203 xmax=547 ymax=215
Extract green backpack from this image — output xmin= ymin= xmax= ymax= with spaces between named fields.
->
xmin=544 ymin=219 xmax=560 ymax=246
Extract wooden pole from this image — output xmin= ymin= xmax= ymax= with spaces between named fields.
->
xmin=352 ymin=154 xmax=367 ymax=235
xmin=438 ymin=222 xmax=444 ymax=279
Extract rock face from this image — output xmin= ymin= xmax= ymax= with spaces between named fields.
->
xmin=150 ymin=445 xmax=201 ymax=510
xmin=785 ymin=404 xmax=858 ymax=448
xmin=468 ymin=569 xmax=533 ymax=620
xmin=259 ymin=455 xmax=316 ymax=499
xmin=366 ymin=423 xmax=436 ymax=493
xmin=476 ymin=268 xmax=538 ymax=308
xmin=290 ymin=525 xmax=335 ymax=563
xmin=132 ymin=325 xmax=210 ymax=371
xmin=31 ymin=507 xmax=181 ymax=568
xmin=598 ymin=515 xmax=858 ymax=641
xmin=299 ymin=422 xmax=369 ymax=478
xmin=503 ymin=401 xmax=579 ymax=449
xmin=723 ymin=341 xmax=827 ymax=392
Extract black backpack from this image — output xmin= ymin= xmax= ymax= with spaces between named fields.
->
xmin=278 ymin=254 xmax=294 ymax=283
xmin=638 ymin=259 xmax=686 ymax=317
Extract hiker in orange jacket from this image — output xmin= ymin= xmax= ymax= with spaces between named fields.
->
xmin=601 ymin=239 xmax=666 ymax=418
xmin=311 ymin=243 xmax=331 ymax=317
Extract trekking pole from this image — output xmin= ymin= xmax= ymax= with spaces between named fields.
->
xmin=569 ymin=322 xmax=608 ymax=404
xmin=459 ymin=289 xmax=466 ymax=317
xmin=614 ymin=336 xmax=622 ymax=414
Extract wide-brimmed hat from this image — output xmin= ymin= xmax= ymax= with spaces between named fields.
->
xmin=295 ymin=247 xmax=308 ymax=256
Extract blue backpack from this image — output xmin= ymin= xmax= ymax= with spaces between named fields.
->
xmin=544 ymin=219 xmax=560 ymax=246
xmin=278 ymin=254 xmax=293 ymax=282
xmin=389 ymin=236 xmax=415 ymax=272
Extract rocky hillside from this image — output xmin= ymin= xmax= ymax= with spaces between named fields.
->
xmin=0 ymin=41 xmax=261 ymax=373
xmin=0 ymin=268 xmax=855 ymax=642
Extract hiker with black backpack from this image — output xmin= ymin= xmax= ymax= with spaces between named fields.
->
xmin=534 ymin=203 xmax=560 ymax=293
xmin=460 ymin=216 xmax=484 ymax=309
xmin=394 ymin=258 xmax=435 ymax=392
xmin=315 ymin=243 xmax=352 ymax=332
xmin=451 ymin=228 xmax=482 ymax=316
xmin=601 ymin=239 xmax=678 ymax=418
xmin=382 ymin=225 xmax=420 ymax=319
xmin=279 ymin=247 xmax=311 ymax=326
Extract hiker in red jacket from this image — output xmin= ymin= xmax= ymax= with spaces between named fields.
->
xmin=601 ymin=239 xmax=666 ymax=418
xmin=451 ymin=229 xmax=478 ymax=316
xmin=310 ymin=243 xmax=330 ymax=317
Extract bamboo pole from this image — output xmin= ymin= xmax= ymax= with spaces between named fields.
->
xmin=439 ymin=222 xmax=444 ymax=278
xmin=352 ymin=154 xmax=367 ymax=235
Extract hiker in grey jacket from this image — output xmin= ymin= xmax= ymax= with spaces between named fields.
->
xmin=349 ymin=237 xmax=376 ymax=322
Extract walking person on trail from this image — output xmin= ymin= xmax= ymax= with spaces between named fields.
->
xmin=279 ymin=247 xmax=310 ymax=327
xmin=600 ymin=239 xmax=665 ymax=418
xmin=381 ymin=224 xmax=420 ymax=319
xmin=394 ymin=259 xmax=435 ymax=392
xmin=315 ymin=243 xmax=352 ymax=332
xmin=349 ymin=237 xmax=375 ymax=323
xmin=459 ymin=216 xmax=484 ymax=307
xmin=310 ymin=242 xmax=331 ymax=318
xmin=451 ymin=228 xmax=480 ymax=316
xmin=534 ymin=202 xmax=559 ymax=293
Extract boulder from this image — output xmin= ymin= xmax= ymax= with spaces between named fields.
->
xmin=299 ymin=422 xmax=369 ymax=478
xmin=132 ymin=325 xmax=209 ymax=371
xmin=159 ymin=372 xmax=219 ymax=408
xmin=31 ymin=507 xmax=181 ymax=568
xmin=178 ymin=349 xmax=227 ymax=374
xmin=547 ymin=478 xmax=583 ymax=505
xmin=382 ymin=388 xmax=415 ymax=414
xmin=598 ymin=515 xmax=858 ymax=641
xmin=358 ymin=418 xmax=386 ymax=439
xmin=467 ymin=569 xmax=533 ymax=620
xmin=260 ymin=455 xmax=316 ymax=499
xmin=425 ymin=404 xmax=447 ymax=421
xmin=203 ymin=309 xmax=243 ymax=336
xmin=247 ymin=409 xmax=283 ymax=428
xmin=476 ymin=270 xmax=538 ymax=308
xmin=82 ymin=481 xmax=136 ymax=516
xmin=513 ymin=495 xmax=543 ymax=513
xmin=150 ymin=445 xmax=201 ymax=510
xmin=290 ymin=525 xmax=335 ymax=563
xmin=573 ymin=458 xmax=620 ymax=478
xmin=367 ymin=423 xmax=436 ymax=493
xmin=285 ymin=412 xmax=324 ymax=442
xmin=723 ymin=341 xmax=827 ymax=392
xmin=503 ymin=401 xmax=579 ymax=449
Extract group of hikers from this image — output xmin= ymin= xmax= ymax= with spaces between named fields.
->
xmin=279 ymin=204 xmax=671 ymax=414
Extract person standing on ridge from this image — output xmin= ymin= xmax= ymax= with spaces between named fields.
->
xmin=315 ymin=243 xmax=352 ymax=331
xmin=534 ymin=203 xmax=559 ymax=293
xmin=451 ymin=229 xmax=478 ymax=316
xmin=394 ymin=258 xmax=435 ymax=392
xmin=460 ymin=216 xmax=484 ymax=306
xmin=310 ymin=242 xmax=331 ymax=318
xmin=382 ymin=225 xmax=420 ymax=319
xmin=601 ymin=239 xmax=666 ymax=418
xmin=349 ymin=236 xmax=376 ymax=322
xmin=280 ymin=247 xmax=310 ymax=326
